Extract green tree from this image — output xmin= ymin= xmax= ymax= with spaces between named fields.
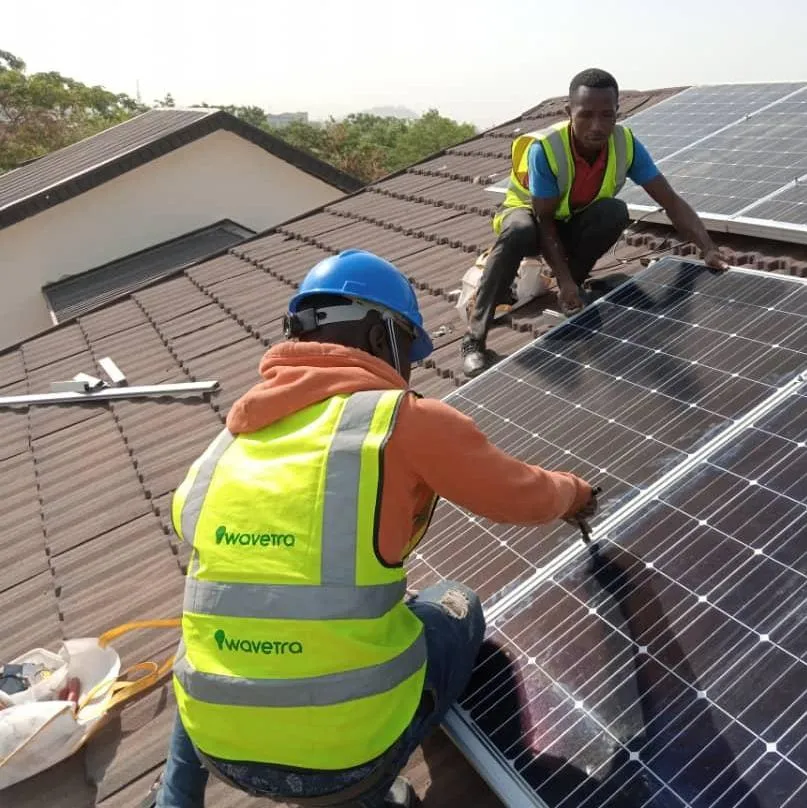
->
xmin=265 ymin=110 xmax=477 ymax=183
xmin=0 ymin=50 xmax=143 ymax=171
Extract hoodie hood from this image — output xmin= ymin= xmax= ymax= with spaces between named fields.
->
xmin=226 ymin=342 xmax=407 ymax=434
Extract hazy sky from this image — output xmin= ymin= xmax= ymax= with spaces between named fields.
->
xmin=6 ymin=0 xmax=807 ymax=129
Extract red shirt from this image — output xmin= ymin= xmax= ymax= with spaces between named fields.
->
xmin=569 ymin=139 xmax=607 ymax=211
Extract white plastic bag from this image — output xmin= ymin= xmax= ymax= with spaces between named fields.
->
xmin=455 ymin=252 xmax=551 ymax=324
xmin=0 ymin=620 xmax=179 ymax=790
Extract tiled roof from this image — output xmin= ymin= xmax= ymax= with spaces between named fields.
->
xmin=0 ymin=109 xmax=363 ymax=230
xmin=4 ymin=86 xmax=807 ymax=807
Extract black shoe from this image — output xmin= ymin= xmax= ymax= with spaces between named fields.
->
xmin=385 ymin=776 xmax=420 ymax=807
xmin=461 ymin=335 xmax=488 ymax=378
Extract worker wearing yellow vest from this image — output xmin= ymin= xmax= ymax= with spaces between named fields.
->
xmin=462 ymin=68 xmax=729 ymax=379
xmin=146 ymin=250 xmax=599 ymax=808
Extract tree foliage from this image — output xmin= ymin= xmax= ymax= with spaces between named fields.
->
xmin=0 ymin=50 xmax=144 ymax=171
xmin=260 ymin=110 xmax=477 ymax=182
xmin=0 ymin=49 xmax=478 ymax=183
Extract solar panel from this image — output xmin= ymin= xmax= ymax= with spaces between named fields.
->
xmin=413 ymin=259 xmax=807 ymax=807
xmin=621 ymin=90 xmax=807 ymax=218
xmin=740 ymin=180 xmax=807 ymax=226
xmin=409 ymin=259 xmax=807 ymax=608
xmin=621 ymin=83 xmax=806 ymax=162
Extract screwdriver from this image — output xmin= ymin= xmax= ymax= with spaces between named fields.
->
xmin=576 ymin=485 xmax=602 ymax=544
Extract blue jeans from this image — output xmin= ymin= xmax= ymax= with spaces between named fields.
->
xmin=157 ymin=581 xmax=485 ymax=808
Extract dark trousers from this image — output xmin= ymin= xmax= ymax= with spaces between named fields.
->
xmin=467 ymin=197 xmax=630 ymax=342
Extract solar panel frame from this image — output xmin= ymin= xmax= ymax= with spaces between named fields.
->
xmin=430 ymin=261 xmax=807 ymax=808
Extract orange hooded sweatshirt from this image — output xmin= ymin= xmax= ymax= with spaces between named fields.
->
xmin=226 ymin=342 xmax=592 ymax=566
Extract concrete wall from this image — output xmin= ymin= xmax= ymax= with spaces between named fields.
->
xmin=0 ymin=130 xmax=345 ymax=348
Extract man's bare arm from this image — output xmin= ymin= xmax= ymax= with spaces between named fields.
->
xmin=642 ymin=175 xmax=729 ymax=270
xmin=531 ymin=196 xmax=583 ymax=310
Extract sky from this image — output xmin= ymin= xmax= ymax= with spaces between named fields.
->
xmin=5 ymin=0 xmax=807 ymax=130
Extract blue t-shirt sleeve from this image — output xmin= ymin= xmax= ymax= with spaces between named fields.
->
xmin=527 ymin=142 xmax=560 ymax=199
xmin=628 ymin=136 xmax=660 ymax=186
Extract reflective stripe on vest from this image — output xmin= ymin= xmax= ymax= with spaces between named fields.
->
xmin=494 ymin=122 xmax=634 ymax=231
xmin=173 ymin=630 xmax=427 ymax=707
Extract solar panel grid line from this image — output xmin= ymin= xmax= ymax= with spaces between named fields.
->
xmin=481 ymin=368 xmax=806 ymax=625
xmin=643 ymin=84 xmax=807 ymax=167
xmin=485 ymin=557 xmax=807 ymax=802
xmin=477 ymin=611 xmax=704 ymax=807
xmin=586 ymin=281 xmax=807 ymax=377
xmin=732 ymin=171 xmax=807 ymax=218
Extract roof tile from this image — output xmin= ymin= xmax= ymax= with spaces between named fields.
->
xmin=133 ymin=276 xmax=213 ymax=325
xmin=0 ymin=349 xmax=26 ymax=387
xmin=0 ymin=570 xmax=62 ymax=661
xmin=234 ymin=231 xmax=307 ymax=264
xmin=79 ymin=299 xmax=150 ymax=342
xmin=85 ymin=684 xmax=177 ymax=802
xmin=0 ymin=399 xmax=30 ymax=461
xmin=416 ymin=212 xmax=493 ymax=253
xmin=168 ymin=317 xmax=253 ymax=362
xmin=33 ymin=411 xmax=149 ymax=555
xmin=183 ymin=252 xmax=256 ymax=287
xmin=52 ymin=513 xmax=182 ymax=666
xmin=155 ymin=303 xmax=229 ymax=342
xmin=3 ymin=753 xmax=95 ymax=808
xmin=279 ymin=211 xmax=356 ymax=239
xmin=21 ymin=324 xmax=88 ymax=371
xmin=111 ymin=399 xmax=221 ymax=499
xmin=246 ymin=243 xmax=332 ymax=286
xmin=180 ymin=338 xmax=266 ymax=417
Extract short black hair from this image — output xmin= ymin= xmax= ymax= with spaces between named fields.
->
xmin=569 ymin=68 xmax=619 ymax=98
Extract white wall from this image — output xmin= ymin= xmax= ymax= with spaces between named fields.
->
xmin=0 ymin=130 xmax=346 ymax=348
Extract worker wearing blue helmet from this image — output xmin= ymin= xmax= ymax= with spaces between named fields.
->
xmin=149 ymin=249 xmax=597 ymax=808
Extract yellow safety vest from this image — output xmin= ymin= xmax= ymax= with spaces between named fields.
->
xmin=494 ymin=121 xmax=635 ymax=233
xmin=171 ymin=389 xmax=435 ymax=770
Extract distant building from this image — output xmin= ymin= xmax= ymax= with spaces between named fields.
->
xmin=265 ymin=111 xmax=309 ymax=128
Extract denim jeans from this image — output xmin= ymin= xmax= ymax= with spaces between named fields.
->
xmin=156 ymin=580 xmax=486 ymax=808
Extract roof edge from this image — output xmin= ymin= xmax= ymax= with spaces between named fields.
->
xmin=0 ymin=110 xmax=363 ymax=232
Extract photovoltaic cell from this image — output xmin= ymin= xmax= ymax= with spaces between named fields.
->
xmin=740 ymin=181 xmax=807 ymax=226
xmin=621 ymin=83 xmax=806 ymax=161
xmin=621 ymin=92 xmax=807 ymax=217
xmin=408 ymin=260 xmax=807 ymax=609
xmin=422 ymin=259 xmax=807 ymax=807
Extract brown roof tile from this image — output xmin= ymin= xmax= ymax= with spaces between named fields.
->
xmin=79 ymin=300 xmax=151 ymax=343
xmin=53 ymin=513 xmax=183 ymax=666
xmin=0 ymin=398 xmax=30 ymax=461
xmin=4 ymin=754 xmax=95 ymax=808
xmin=0 ymin=570 xmax=62 ymax=661
xmin=0 ymin=349 xmax=26 ymax=387
xmin=21 ymin=325 xmax=88 ymax=372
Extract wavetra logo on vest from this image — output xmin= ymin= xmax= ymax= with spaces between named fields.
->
xmin=214 ymin=629 xmax=303 ymax=655
xmin=215 ymin=525 xmax=296 ymax=547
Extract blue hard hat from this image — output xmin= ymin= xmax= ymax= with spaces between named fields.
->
xmin=287 ymin=250 xmax=434 ymax=361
